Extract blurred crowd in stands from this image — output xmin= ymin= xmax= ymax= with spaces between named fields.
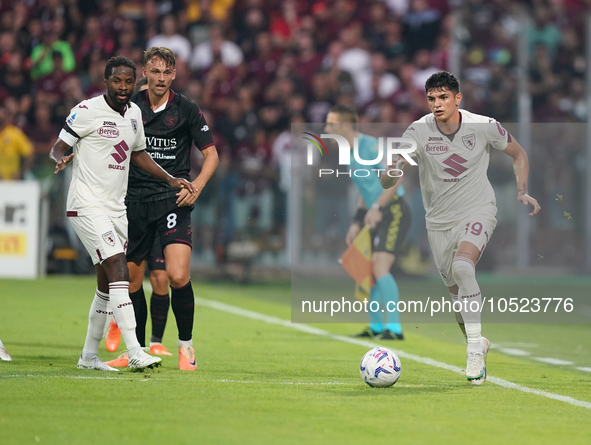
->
xmin=0 ymin=0 xmax=588 ymax=269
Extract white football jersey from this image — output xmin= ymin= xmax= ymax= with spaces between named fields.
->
xmin=401 ymin=109 xmax=510 ymax=230
xmin=59 ymin=95 xmax=146 ymax=216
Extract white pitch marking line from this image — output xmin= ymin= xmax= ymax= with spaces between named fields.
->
xmin=498 ymin=348 xmax=531 ymax=356
xmin=0 ymin=374 xmax=447 ymax=388
xmin=492 ymin=342 xmax=539 ymax=349
xmin=194 ymin=297 xmax=591 ymax=410
xmin=0 ymin=374 xmax=352 ymax=386
xmin=532 ymin=357 xmax=575 ymax=366
xmin=576 ymin=367 xmax=591 ymax=373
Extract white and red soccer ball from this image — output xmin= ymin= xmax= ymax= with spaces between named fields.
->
xmin=360 ymin=347 xmax=401 ymax=387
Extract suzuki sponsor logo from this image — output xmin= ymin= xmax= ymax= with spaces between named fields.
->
xmin=442 ymin=154 xmax=468 ymax=177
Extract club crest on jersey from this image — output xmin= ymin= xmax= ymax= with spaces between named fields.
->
xmin=166 ymin=115 xmax=177 ymax=128
xmin=131 ymin=119 xmax=138 ymax=134
xmin=462 ymin=133 xmax=476 ymax=150
xmin=102 ymin=231 xmax=116 ymax=247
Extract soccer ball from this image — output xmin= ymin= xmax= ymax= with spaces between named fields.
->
xmin=360 ymin=347 xmax=401 ymax=387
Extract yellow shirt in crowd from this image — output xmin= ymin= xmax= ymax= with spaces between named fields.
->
xmin=0 ymin=125 xmax=33 ymax=180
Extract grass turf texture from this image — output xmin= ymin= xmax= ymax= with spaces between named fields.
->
xmin=0 ymin=277 xmax=590 ymax=445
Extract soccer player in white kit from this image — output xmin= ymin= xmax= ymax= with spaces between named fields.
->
xmin=0 ymin=337 xmax=11 ymax=361
xmin=49 ymin=56 xmax=195 ymax=371
xmin=382 ymin=71 xmax=541 ymax=384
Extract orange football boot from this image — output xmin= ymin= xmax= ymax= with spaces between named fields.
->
xmin=105 ymin=320 xmax=121 ymax=352
xmin=178 ymin=345 xmax=197 ymax=371
xmin=104 ymin=350 xmax=129 ymax=368
xmin=149 ymin=343 xmax=173 ymax=356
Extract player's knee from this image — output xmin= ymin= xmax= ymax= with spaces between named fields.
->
xmin=451 ymin=258 xmax=475 ymax=285
xmin=103 ymin=254 xmax=130 ymax=283
xmin=167 ymin=271 xmax=190 ymax=289
xmin=151 ymin=274 xmax=169 ymax=294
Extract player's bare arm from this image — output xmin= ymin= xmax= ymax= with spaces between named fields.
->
xmin=381 ymin=157 xmax=409 ymax=189
xmin=49 ymin=138 xmax=74 ymax=173
xmin=130 ymin=150 xmax=196 ymax=194
xmin=365 ymin=182 xmax=400 ymax=229
xmin=503 ymin=139 xmax=541 ymax=216
xmin=176 ymin=145 xmax=219 ymax=207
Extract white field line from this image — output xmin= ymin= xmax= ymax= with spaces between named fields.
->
xmin=0 ymin=374 xmax=348 ymax=385
xmin=491 ymin=342 xmax=539 ymax=349
xmin=194 ymin=297 xmax=591 ymax=410
xmin=0 ymin=374 xmax=445 ymax=388
xmin=498 ymin=348 xmax=531 ymax=356
xmin=532 ymin=357 xmax=575 ymax=366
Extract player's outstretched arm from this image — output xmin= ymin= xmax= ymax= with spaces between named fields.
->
xmin=131 ymin=150 xmax=196 ymax=194
xmin=381 ymin=157 xmax=408 ymax=190
xmin=503 ymin=139 xmax=541 ymax=216
xmin=49 ymin=138 xmax=74 ymax=174
xmin=176 ymin=145 xmax=219 ymax=207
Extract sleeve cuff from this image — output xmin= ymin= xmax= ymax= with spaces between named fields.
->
xmin=198 ymin=142 xmax=215 ymax=151
xmin=58 ymin=128 xmax=78 ymax=146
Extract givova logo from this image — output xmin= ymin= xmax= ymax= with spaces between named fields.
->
xmin=302 ymin=133 xmax=417 ymax=178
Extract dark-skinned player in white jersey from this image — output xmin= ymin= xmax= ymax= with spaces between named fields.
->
xmin=382 ymin=71 xmax=540 ymax=384
xmin=50 ymin=56 xmax=196 ymax=371
xmin=106 ymin=47 xmax=219 ymax=371
xmin=104 ymin=77 xmax=173 ymax=356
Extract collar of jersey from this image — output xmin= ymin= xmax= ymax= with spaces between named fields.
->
xmin=435 ymin=110 xmax=462 ymax=142
xmin=144 ymin=89 xmax=176 ymax=112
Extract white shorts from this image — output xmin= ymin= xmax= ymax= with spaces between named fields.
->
xmin=428 ymin=212 xmax=497 ymax=287
xmin=69 ymin=213 xmax=128 ymax=265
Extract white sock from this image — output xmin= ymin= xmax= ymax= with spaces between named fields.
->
xmin=102 ymin=302 xmax=114 ymax=338
xmin=449 ymin=293 xmax=467 ymax=343
xmin=109 ymin=281 xmax=141 ymax=355
xmin=82 ymin=289 xmax=111 ymax=360
xmin=178 ymin=339 xmax=193 ymax=348
xmin=452 ymin=257 xmax=482 ymax=352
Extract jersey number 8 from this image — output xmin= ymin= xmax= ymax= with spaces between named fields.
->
xmin=167 ymin=213 xmax=177 ymax=229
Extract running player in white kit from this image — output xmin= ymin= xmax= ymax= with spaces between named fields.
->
xmin=382 ymin=71 xmax=540 ymax=384
xmin=49 ymin=56 xmax=195 ymax=372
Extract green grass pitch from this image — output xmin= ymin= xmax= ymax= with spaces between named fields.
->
xmin=1 ymin=276 xmax=590 ymax=445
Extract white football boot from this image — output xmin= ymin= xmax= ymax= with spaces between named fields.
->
xmin=77 ymin=355 xmax=119 ymax=371
xmin=468 ymin=337 xmax=490 ymax=385
xmin=0 ymin=345 xmax=12 ymax=361
xmin=127 ymin=348 xmax=162 ymax=372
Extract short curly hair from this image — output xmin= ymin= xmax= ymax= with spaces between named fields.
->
xmin=425 ymin=71 xmax=460 ymax=95
xmin=104 ymin=56 xmax=136 ymax=80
